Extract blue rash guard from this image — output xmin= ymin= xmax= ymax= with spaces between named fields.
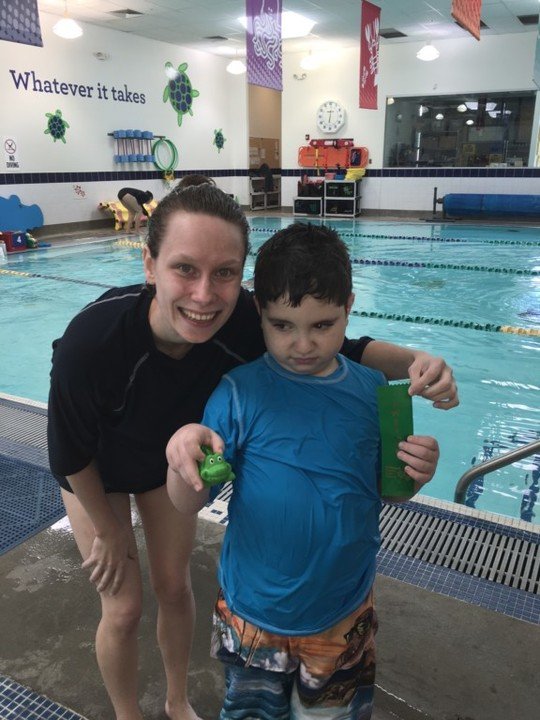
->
xmin=202 ymin=353 xmax=386 ymax=635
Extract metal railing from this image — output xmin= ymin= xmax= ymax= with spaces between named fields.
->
xmin=454 ymin=439 xmax=540 ymax=505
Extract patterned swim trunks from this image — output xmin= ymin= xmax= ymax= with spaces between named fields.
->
xmin=211 ymin=589 xmax=378 ymax=719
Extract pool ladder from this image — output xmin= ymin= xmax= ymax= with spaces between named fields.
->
xmin=454 ymin=438 xmax=540 ymax=505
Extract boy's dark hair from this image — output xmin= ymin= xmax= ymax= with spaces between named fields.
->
xmin=254 ymin=222 xmax=352 ymax=308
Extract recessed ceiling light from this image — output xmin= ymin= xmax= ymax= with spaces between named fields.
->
xmin=226 ymin=59 xmax=247 ymax=75
xmin=416 ymin=43 xmax=440 ymax=61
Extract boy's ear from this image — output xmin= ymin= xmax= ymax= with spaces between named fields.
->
xmin=253 ymin=296 xmax=261 ymax=316
xmin=345 ymin=293 xmax=355 ymax=315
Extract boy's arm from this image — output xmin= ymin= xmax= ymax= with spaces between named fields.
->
xmin=360 ymin=341 xmax=458 ymax=409
xmin=167 ymin=466 xmax=209 ymax=515
xmin=384 ymin=435 xmax=440 ymax=503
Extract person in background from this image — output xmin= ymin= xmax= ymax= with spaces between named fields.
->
xmin=117 ymin=187 xmax=153 ymax=234
xmin=48 ymin=185 xmax=457 ymax=720
xmin=167 ymin=222 xmax=441 ymax=720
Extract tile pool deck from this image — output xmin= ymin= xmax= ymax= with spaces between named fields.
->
xmin=1 ymin=506 xmax=539 ymax=720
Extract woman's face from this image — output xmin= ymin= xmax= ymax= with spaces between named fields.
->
xmin=143 ymin=211 xmax=245 ymax=348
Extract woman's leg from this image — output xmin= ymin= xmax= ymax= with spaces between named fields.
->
xmin=120 ymin=193 xmax=140 ymax=233
xmin=62 ymin=489 xmax=144 ymax=720
xmin=135 ymin=485 xmax=200 ymax=720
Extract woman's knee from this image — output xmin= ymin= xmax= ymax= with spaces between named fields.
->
xmin=101 ymin=595 xmax=143 ymax=634
xmin=151 ymin=571 xmax=193 ymax=606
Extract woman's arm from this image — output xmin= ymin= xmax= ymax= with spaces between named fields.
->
xmin=67 ymin=461 xmax=134 ymax=595
xmin=360 ymin=341 xmax=459 ymax=409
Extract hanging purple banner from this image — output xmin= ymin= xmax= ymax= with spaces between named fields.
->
xmin=0 ymin=0 xmax=43 ymax=47
xmin=246 ymin=0 xmax=282 ymax=91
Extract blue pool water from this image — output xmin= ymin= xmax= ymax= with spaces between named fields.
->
xmin=1 ymin=220 xmax=538 ymax=525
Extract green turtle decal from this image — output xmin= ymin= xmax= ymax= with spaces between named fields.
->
xmin=44 ymin=109 xmax=69 ymax=143
xmin=198 ymin=446 xmax=235 ymax=487
xmin=163 ymin=61 xmax=200 ymax=126
xmin=213 ymin=128 xmax=226 ymax=153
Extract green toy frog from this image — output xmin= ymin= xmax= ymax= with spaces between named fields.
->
xmin=198 ymin=445 xmax=235 ymax=487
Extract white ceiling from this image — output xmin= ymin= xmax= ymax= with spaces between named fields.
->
xmin=39 ymin=0 xmax=540 ymax=55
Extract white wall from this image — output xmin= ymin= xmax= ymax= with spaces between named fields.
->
xmin=0 ymin=12 xmax=248 ymax=224
xmin=1 ymin=15 xmax=539 ymax=225
xmin=281 ymin=32 xmax=540 ymax=209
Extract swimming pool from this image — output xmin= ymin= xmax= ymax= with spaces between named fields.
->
xmin=1 ymin=220 xmax=538 ymax=525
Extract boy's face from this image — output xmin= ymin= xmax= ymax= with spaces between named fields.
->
xmin=256 ymin=293 xmax=354 ymax=377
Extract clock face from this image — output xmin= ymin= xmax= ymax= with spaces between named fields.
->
xmin=316 ymin=101 xmax=346 ymax=134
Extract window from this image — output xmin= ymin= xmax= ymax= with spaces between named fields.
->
xmin=383 ymin=91 xmax=536 ymax=168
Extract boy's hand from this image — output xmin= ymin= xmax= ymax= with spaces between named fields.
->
xmin=408 ymin=352 xmax=459 ymax=409
xmin=397 ymin=435 xmax=439 ymax=488
xmin=166 ymin=423 xmax=224 ymax=492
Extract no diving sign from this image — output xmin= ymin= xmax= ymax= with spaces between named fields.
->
xmin=4 ymin=137 xmax=20 ymax=169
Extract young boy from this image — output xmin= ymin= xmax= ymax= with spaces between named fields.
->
xmin=167 ymin=223 xmax=440 ymax=720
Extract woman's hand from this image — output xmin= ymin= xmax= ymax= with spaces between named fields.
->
xmin=398 ymin=435 xmax=440 ymax=488
xmin=81 ymin=522 xmax=134 ymax=595
xmin=166 ymin=423 xmax=224 ymax=492
xmin=360 ymin=342 xmax=459 ymax=409
xmin=408 ymin=352 xmax=459 ymax=409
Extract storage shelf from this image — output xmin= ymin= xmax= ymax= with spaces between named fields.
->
xmin=249 ymin=175 xmax=281 ymax=211
xmin=293 ymin=196 xmax=323 ymax=217
xmin=294 ymin=179 xmax=362 ymax=217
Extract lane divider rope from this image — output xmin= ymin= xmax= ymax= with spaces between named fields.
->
xmin=249 ymin=227 xmax=540 ymax=246
xmin=0 ymin=267 xmax=112 ymax=288
xmin=113 ymin=239 xmax=145 ymax=248
xmin=350 ymin=258 xmax=537 ymax=275
xmin=350 ymin=310 xmax=540 ymax=336
xmin=248 ymin=250 xmax=536 ymax=276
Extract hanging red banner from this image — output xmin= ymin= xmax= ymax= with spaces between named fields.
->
xmin=359 ymin=1 xmax=380 ymax=110
xmin=451 ymin=0 xmax=483 ymax=41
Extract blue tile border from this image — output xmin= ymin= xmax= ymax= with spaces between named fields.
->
xmin=1 ymin=167 xmax=540 ymax=185
xmin=377 ymin=546 xmax=540 ymax=625
xmin=0 ymin=676 xmax=84 ymax=720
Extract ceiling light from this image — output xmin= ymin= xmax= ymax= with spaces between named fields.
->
xmin=226 ymin=59 xmax=246 ymax=75
xmin=465 ymin=101 xmax=497 ymax=112
xmin=53 ymin=1 xmax=83 ymax=39
xmin=466 ymin=119 xmax=474 ymax=125
xmin=457 ymin=103 xmax=467 ymax=112
xmin=300 ymin=52 xmax=321 ymax=70
xmin=416 ymin=43 xmax=439 ymax=61
xmin=386 ymin=97 xmax=395 ymax=105
xmin=435 ymin=113 xmax=444 ymax=120
xmin=239 ymin=10 xmax=316 ymax=39
xmin=419 ymin=104 xmax=429 ymax=116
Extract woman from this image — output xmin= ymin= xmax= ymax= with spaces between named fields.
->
xmin=117 ymin=187 xmax=154 ymax=234
xmin=47 ymin=184 xmax=458 ymax=720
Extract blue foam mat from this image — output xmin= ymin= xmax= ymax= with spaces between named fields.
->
xmin=0 ymin=453 xmax=64 ymax=556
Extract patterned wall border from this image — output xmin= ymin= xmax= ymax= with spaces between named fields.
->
xmin=1 ymin=167 xmax=540 ymax=185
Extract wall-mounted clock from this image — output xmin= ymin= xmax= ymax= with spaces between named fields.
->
xmin=316 ymin=100 xmax=346 ymax=134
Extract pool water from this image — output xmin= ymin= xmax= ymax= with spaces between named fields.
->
xmin=1 ymin=220 xmax=538 ymax=525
